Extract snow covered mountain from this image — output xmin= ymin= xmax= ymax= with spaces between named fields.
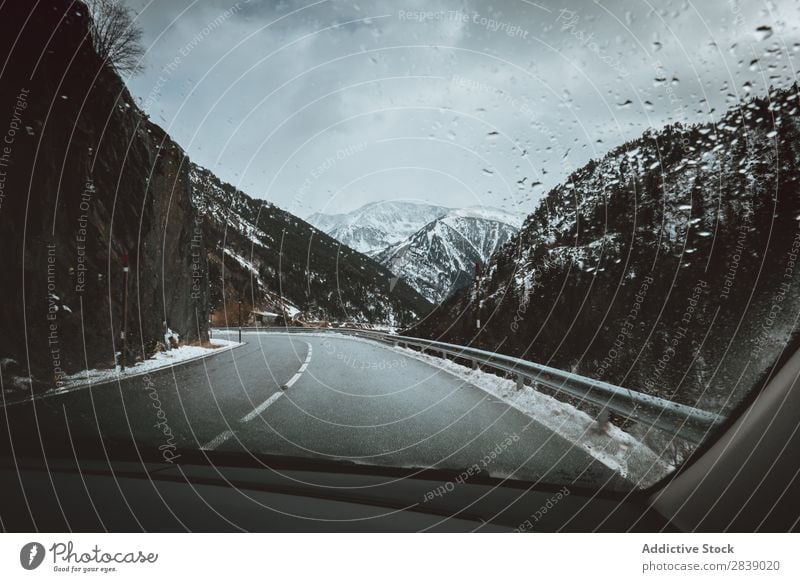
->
xmin=189 ymin=166 xmax=431 ymax=325
xmin=307 ymin=201 xmax=450 ymax=256
xmin=415 ymin=85 xmax=800 ymax=454
xmin=376 ymin=207 xmax=521 ymax=304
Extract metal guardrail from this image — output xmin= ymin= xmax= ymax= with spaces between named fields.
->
xmin=213 ymin=326 xmax=723 ymax=444
xmin=212 ymin=326 xmax=338 ymax=333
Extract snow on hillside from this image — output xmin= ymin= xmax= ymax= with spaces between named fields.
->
xmin=377 ymin=208 xmax=521 ymax=303
xmin=189 ymin=165 xmax=432 ymax=325
xmin=309 ymin=201 xmax=523 ymax=303
xmin=418 ymin=85 xmax=800 ymax=463
xmin=448 ymin=205 xmax=525 ymax=228
xmin=307 ymin=200 xmax=450 ymax=256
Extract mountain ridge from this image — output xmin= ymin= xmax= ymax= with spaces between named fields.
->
xmin=412 ymin=83 xmax=800 ymax=456
xmin=307 ymin=200 xmax=451 ymax=256
xmin=190 ymin=166 xmax=433 ymax=326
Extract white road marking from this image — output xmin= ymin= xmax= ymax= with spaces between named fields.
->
xmin=200 ymin=429 xmax=234 ymax=451
xmin=282 ymin=343 xmax=312 ymax=389
xmin=240 ymin=392 xmax=283 ymax=423
xmin=200 ymin=341 xmax=312 ymax=451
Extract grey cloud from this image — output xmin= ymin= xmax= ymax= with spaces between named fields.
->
xmin=122 ymin=0 xmax=800 ymax=217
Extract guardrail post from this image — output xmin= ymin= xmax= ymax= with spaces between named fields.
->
xmin=471 ymin=359 xmax=478 ymax=370
xmin=595 ymin=408 xmax=610 ymax=433
xmin=441 ymin=350 xmax=447 ymax=360
xmin=516 ymin=375 xmax=524 ymax=390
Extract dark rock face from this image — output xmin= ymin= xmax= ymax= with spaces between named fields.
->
xmin=414 ymin=85 xmax=800 ymax=451
xmin=0 ymin=1 xmax=209 ymax=389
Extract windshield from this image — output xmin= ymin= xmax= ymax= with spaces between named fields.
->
xmin=2 ymin=0 xmax=800 ymax=498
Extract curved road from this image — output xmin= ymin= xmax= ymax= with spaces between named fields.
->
xmin=1 ymin=331 xmax=625 ymax=488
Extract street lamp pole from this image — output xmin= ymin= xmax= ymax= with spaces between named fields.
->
xmin=238 ymin=299 xmax=243 ymax=343
xmin=120 ymin=252 xmax=129 ymax=370
xmin=474 ymin=260 xmax=482 ymax=331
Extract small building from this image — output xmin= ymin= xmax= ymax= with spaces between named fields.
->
xmin=250 ymin=310 xmax=279 ymax=325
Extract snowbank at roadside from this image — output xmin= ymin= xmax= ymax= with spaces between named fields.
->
xmin=3 ymin=339 xmax=243 ymax=407
xmin=394 ymin=347 xmax=674 ymax=488
xmin=54 ymin=339 xmax=242 ymax=393
xmin=206 ymin=329 xmax=674 ymax=487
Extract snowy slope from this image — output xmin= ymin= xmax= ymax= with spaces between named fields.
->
xmin=307 ymin=201 xmax=450 ymax=256
xmin=447 ymin=206 xmax=525 ymax=228
xmin=189 ymin=165 xmax=432 ymax=324
xmin=376 ymin=207 xmax=520 ymax=304
xmin=417 ymin=85 xmax=800 ymax=459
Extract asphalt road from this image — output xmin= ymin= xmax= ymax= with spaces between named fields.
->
xmin=0 ymin=332 xmax=625 ymax=488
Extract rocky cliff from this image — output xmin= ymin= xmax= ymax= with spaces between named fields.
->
xmin=0 ymin=1 xmax=209 ymax=392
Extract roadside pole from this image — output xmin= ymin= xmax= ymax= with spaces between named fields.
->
xmin=474 ymin=260 xmax=482 ymax=330
xmin=120 ymin=252 xmax=129 ymax=370
xmin=238 ymin=299 xmax=243 ymax=343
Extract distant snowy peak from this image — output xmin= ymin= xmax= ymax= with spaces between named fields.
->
xmin=446 ymin=206 xmax=524 ymax=228
xmin=377 ymin=209 xmax=520 ymax=304
xmin=307 ymin=201 xmax=523 ymax=256
xmin=307 ymin=200 xmax=450 ymax=256
xmin=187 ymin=164 xmax=432 ymax=324
xmin=307 ymin=200 xmax=523 ymax=302
xmin=315 ymin=223 xmax=389 ymax=256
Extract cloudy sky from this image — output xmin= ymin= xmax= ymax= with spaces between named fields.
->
xmin=121 ymin=0 xmax=800 ymax=218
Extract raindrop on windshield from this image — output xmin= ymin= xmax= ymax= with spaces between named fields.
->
xmin=754 ymin=25 xmax=773 ymax=41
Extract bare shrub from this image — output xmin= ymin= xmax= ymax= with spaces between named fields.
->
xmin=85 ymin=0 xmax=144 ymax=75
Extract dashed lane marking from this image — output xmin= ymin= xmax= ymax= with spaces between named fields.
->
xmin=282 ymin=343 xmax=313 ymax=389
xmin=240 ymin=392 xmax=283 ymax=423
xmin=200 ymin=341 xmax=312 ymax=451
xmin=200 ymin=429 xmax=235 ymax=451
